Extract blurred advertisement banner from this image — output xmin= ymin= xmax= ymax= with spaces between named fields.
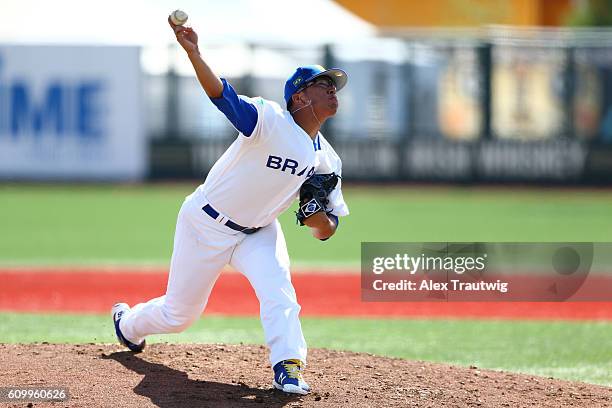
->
xmin=362 ymin=243 xmax=612 ymax=302
xmin=492 ymin=45 xmax=566 ymax=140
xmin=0 ymin=45 xmax=145 ymax=180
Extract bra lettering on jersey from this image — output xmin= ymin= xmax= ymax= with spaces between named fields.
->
xmin=266 ymin=155 xmax=315 ymax=177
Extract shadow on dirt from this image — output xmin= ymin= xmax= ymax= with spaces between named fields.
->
xmin=105 ymin=351 xmax=300 ymax=408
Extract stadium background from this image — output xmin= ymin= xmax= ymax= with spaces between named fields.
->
xmin=1 ymin=0 xmax=611 ymax=392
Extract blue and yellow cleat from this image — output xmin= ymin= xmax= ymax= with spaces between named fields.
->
xmin=272 ymin=359 xmax=310 ymax=395
xmin=111 ymin=303 xmax=146 ymax=353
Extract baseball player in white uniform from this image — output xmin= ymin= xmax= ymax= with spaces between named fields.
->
xmin=111 ymin=17 xmax=349 ymax=395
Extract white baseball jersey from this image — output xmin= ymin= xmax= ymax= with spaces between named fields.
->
xmin=192 ymin=96 xmax=349 ymax=228
xmin=118 ymin=87 xmax=349 ymax=370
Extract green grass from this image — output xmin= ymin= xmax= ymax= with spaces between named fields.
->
xmin=1 ymin=184 xmax=612 ymax=265
xmin=1 ymin=312 xmax=611 ymax=386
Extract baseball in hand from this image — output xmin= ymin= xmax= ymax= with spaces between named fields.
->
xmin=170 ymin=9 xmax=188 ymax=25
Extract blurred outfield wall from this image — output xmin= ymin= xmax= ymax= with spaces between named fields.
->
xmin=151 ymin=27 xmax=612 ymax=184
xmin=2 ymin=27 xmax=612 ymax=183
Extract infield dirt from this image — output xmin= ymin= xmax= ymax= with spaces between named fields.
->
xmin=1 ymin=343 xmax=610 ymax=407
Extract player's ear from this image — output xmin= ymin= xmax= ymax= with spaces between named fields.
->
xmin=292 ymin=93 xmax=303 ymax=106
xmin=299 ymin=92 xmax=311 ymax=105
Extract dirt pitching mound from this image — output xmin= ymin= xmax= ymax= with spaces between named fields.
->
xmin=1 ymin=343 xmax=610 ymax=408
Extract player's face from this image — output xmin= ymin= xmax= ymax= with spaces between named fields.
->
xmin=302 ymin=77 xmax=338 ymax=116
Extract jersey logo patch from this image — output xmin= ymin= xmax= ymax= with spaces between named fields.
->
xmin=301 ymin=198 xmax=322 ymax=217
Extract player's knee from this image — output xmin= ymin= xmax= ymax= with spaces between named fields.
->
xmin=292 ymin=302 xmax=302 ymax=315
xmin=167 ymin=315 xmax=198 ymax=332
xmin=162 ymin=307 xmax=199 ymax=332
xmin=264 ymin=296 xmax=301 ymax=316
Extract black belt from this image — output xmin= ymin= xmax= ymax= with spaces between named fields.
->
xmin=202 ymin=204 xmax=261 ymax=234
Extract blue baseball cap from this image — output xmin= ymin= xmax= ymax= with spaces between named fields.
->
xmin=284 ymin=65 xmax=348 ymax=106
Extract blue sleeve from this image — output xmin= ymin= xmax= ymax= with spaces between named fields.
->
xmin=209 ymin=78 xmax=258 ymax=137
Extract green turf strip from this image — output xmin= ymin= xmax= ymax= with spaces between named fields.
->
xmin=1 ymin=184 xmax=612 ymax=265
xmin=1 ymin=312 xmax=610 ymax=387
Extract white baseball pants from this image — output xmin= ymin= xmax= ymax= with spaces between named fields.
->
xmin=118 ymin=194 xmax=307 ymax=366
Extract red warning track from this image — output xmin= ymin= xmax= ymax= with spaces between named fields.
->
xmin=1 ymin=268 xmax=611 ymax=320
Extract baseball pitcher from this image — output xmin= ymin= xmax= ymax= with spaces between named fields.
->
xmin=111 ymin=16 xmax=349 ymax=395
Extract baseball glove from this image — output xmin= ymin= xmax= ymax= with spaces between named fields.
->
xmin=296 ymin=172 xmax=339 ymax=226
